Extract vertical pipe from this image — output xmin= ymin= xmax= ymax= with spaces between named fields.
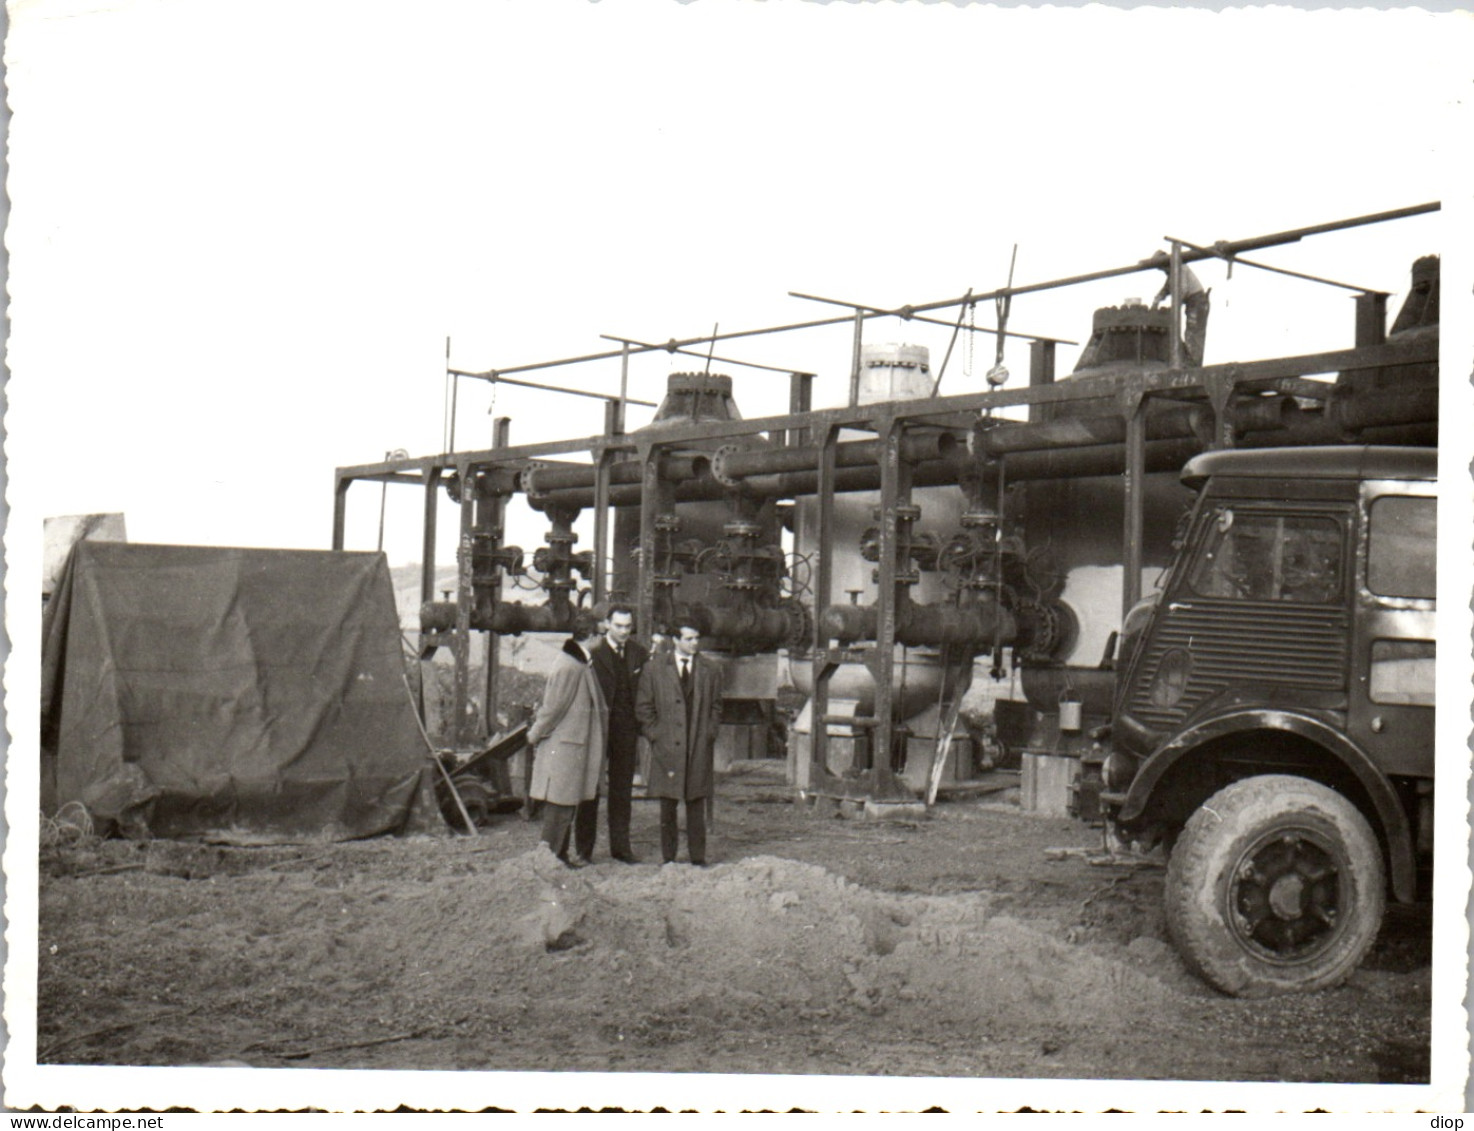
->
xmin=810 ymin=424 xmax=839 ymax=786
xmin=1355 ymin=292 xmax=1388 ymax=347
xmin=871 ymin=417 xmax=906 ymax=794
xmin=637 ymin=451 xmax=663 ymax=646
xmin=482 ymin=422 xmax=510 ymax=738
xmin=452 ymin=466 xmax=477 ymax=747
xmin=616 ymin=342 xmax=631 ymax=435
xmin=787 ymin=371 xmax=814 ymax=448
xmin=376 ymin=452 xmax=391 ymax=552
xmin=1028 ymin=340 xmax=1056 ymax=424
xmin=848 ymin=309 xmax=865 ymax=407
xmin=1122 ymin=392 xmax=1147 ymax=619
xmin=594 ymin=406 xmax=617 ymax=603
xmin=1168 ymin=242 xmax=1184 ymax=370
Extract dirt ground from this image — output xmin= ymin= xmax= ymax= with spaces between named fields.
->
xmin=36 ymin=760 xmax=1432 ymax=1095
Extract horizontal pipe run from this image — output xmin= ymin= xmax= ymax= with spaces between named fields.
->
xmin=1001 ymin=438 xmax=1205 ymax=481
xmin=520 ymin=385 xmax=1436 ymax=508
xmin=421 ymin=600 xmax=578 ymax=635
xmin=979 ymin=404 xmax=1209 ymax=455
xmin=713 ymin=430 xmax=959 ymax=481
xmin=820 ymin=599 xmax=1019 ymax=650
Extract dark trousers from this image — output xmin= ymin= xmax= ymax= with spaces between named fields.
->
xmin=659 ymin=797 xmax=707 ymax=865
xmin=574 ymin=730 xmax=638 ymax=860
xmin=539 ymin=802 xmax=577 ymax=861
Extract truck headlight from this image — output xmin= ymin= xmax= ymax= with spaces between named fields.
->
xmin=1147 ymin=648 xmax=1192 ymax=708
xmin=1103 ymin=748 xmax=1136 ymax=792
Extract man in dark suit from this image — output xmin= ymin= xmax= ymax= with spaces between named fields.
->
xmin=574 ymin=603 xmax=648 ymax=863
xmin=636 ymin=609 xmax=723 ymax=866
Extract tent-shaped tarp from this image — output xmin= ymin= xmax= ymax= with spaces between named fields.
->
xmin=42 ymin=542 xmax=430 ymax=843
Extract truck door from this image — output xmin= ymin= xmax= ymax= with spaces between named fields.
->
xmin=1349 ymin=482 xmax=1436 ymax=780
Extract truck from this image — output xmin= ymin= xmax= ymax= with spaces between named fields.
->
xmin=1098 ymin=444 xmax=1436 ymax=995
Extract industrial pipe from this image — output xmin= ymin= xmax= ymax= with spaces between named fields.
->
xmin=421 ymin=599 xmax=579 ymax=635
xmin=521 ymin=432 xmax=958 ymax=503
xmin=527 ymin=455 xmax=975 ymax=511
xmin=819 ymin=596 xmax=1019 ymax=650
xmin=695 ymin=601 xmax=807 ymax=653
xmin=710 ymin=430 xmax=959 ymax=483
xmin=1001 ymin=438 xmax=1205 ymax=482
xmin=523 ymin=385 xmax=1433 ymax=509
xmin=975 ymin=395 xmax=1298 ymax=457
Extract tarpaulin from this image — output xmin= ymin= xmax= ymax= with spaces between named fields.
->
xmin=41 ymin=543 xmax=429 ymax=843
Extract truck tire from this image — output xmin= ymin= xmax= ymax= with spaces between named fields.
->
xmin=1165 ymin=774 xmax=1385 ymax=996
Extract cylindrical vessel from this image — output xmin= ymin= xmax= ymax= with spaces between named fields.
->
xmin=609 ymin=372 xmax=783 ymax=618
xmin=789 ymin=344 xmax=974 ymax=784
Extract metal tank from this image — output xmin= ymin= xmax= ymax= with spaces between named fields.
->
xmin=612 ymin=371 xmax=788 ymax=767
xmin=1017 ymin=300 xmax=1199 ymax=669
xmin=788 ymin=343 xmax=966 ymax=787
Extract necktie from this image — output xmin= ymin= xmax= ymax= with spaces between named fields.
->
xmin=679 ymin=659 xmax=691 ymax=692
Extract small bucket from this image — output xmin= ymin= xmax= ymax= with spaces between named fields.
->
xmin=1059 ymin=690 xmax=1083 ymax=734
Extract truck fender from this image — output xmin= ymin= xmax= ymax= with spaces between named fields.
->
xmin=1119 ymin=708 xmax=1418 ymax=904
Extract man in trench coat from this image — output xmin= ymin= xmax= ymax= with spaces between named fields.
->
xmin=635 ymin=610 xmax=723 ymax=865
xmin=526 ymin=610 xmax=607 ymax=867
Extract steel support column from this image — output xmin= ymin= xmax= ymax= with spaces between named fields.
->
xmin=1355 ymin=292 xmax=1389 ymax=347
xmin=786 ymin=371 xmax=814 ymax=448
xmin=868 ymin=415 xmax=910 ymax=795
xmin=452 ymin=464 xmax=477 ymax=748
xmin=420 ymin=468 xmax=441 ymax=609
xmin=808 ymin=424 xmax=840 ymax=790
xmin=1028 ymin=340 xmax=1056 ymax=424
xmin=332 ymin=476 xmax=350 ymax=551
xmin=482 ymin=421 xmax=510 ymax=738
xmin=593 ymin=403 xmax=619 ymax=603
xmin=1121 ymin=392 xmax=1148 ymax=619
xmin=636 ymin=447 xmax=674 ymax=644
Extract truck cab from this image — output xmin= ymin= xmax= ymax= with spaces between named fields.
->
xmin=1099 ymin=445 xmax=1436 ymax=995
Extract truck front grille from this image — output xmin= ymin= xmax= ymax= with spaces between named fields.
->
xmin=1127 ymin=601 xmax=1349 ymax=731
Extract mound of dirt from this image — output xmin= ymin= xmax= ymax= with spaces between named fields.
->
xmin=35 ymin=762 xmax=1432 ymax=1086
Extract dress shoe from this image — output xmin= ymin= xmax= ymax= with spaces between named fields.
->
xmin=612 ymin=851 xmax=642 ymax=865
xmin=564 ymin=854 xmax=590 ymax=870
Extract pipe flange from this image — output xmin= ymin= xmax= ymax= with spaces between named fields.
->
xmin=960 ymin=509 xmax=999 ymax=529
xmin=781 ymin=599 xmax=813 ymax=649
xmin=520 ymin=461 xmax=553 ymax=503
xmin=654 ymin=513 xmax=683 ymax=532
xmin=710 ymin=443 xmax=744 ymax=489
xmin=895 ymin=504 xmax=922 ymax=524
xmin=722 ymin=518 xmax=763 ymax=540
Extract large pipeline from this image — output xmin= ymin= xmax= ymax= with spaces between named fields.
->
xmin=819 ymin=597 xmax=1019 ymax=650
xmin=420 ymin=599 xmax=579 ymax=635
xmin=421 ymin=592 xmax=805 ymax=651
xmin=521 ymin=431 xmax=960 ymax=508
xmin=524 ymin=388 xmax=1433 ymax=509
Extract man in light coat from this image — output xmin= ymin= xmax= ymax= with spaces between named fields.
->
xmin=526 ymin=610 xmax=607 ymax=868
xmin=635 ymin=609 xmax=723 ymax=866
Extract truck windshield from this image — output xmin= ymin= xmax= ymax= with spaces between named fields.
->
xmin=1187 ymin=509 xmax=1343 ymax=604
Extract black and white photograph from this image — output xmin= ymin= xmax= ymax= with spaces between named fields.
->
xmin=4 ymin=0 xmax=1471 ymax=1115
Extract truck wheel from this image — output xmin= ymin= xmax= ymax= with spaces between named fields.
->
xmin=1165 ymin=774 xmax=1384 ymax=996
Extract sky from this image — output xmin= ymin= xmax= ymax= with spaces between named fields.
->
xmin=5 ymin=0 xmax=1474 ymax=1112
xmin=6 ymin=0 xmax=1470 ymax=577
